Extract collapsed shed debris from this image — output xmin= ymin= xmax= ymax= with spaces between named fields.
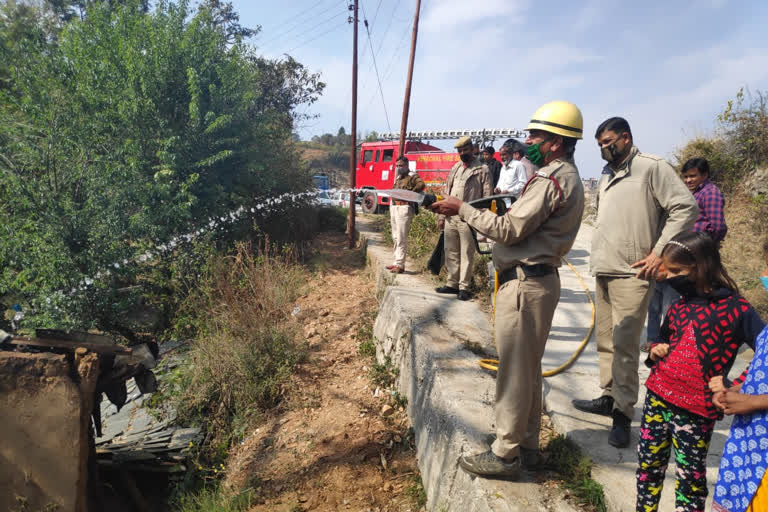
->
xmin=0 ymin=331 xmax=200 ymax=511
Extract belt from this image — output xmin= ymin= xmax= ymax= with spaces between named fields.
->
xmin=392 ymin=200 xmax=410 ymax=206
xmin=498 ymin=264 xmax=555 ymax=286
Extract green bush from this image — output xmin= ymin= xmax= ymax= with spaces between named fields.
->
xmin=317 ymin=206 xmax=348 ymax=232
xmin=0 ymin=0 xmax=323 ymax=338
xmin=675 ymin=137 xmax=739 ymax=189
xmin=407 ymin=210 xmax=443 ymax=260
xmin=676 ymin=88 xmax=768 ymax=192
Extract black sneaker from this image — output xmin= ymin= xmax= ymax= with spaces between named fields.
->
xmin=457 ymin=290 xmax=473 ymax=301
xmin=572 ymin=395 xmax=614 ymax=416
xmin=435 ymin=286 xmax=459 ymax=294
xmin=608 ymin=409 xmax=631 ymax=448
xmin=458 ymin=450 xmax=520 ymax=479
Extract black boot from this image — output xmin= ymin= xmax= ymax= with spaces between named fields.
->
xmin=457 ymin=290 xmax=473 ymax=301
xmin=608 ymin=409 xmax=631 ymax=448
xmin=572 ymin=395 xmax=614 ymax=416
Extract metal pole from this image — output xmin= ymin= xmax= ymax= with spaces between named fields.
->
xmin=397 ymin=0 xmax=421 ymax=157
xmin=348 ymin=0 xmax=358 ymax=248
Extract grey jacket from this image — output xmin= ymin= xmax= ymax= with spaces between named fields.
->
xmin=590 ymin=146 xmax=699 ymax=276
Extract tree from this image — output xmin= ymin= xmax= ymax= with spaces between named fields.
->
xmin=199 ymin=0 xmax=257 ymax=43
xmin=0 ymin=0 xmax=324 ymax=338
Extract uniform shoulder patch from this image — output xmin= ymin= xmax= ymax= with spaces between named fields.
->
xmin=635 ymin=152 xmax=664 ymax=162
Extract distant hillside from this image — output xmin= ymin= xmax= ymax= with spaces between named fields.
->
xmin=298 ymin=128 xmax=353 ymax=188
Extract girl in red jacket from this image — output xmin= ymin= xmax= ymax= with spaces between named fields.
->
xmin=636 ymin=231 xmax=765 ymax=512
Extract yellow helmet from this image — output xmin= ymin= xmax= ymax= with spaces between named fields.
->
xmin=526 ymin=100 xmax=583 ymax=140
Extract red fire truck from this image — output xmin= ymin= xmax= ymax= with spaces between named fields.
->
xmin=355 ymin=129 xmax=526 ymax=213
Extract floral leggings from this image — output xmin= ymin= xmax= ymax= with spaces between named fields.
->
xmin=636 ymin=391 xmax=715 ymax=512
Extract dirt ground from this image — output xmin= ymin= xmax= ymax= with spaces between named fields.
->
xmin=225 ymin=232 xmax=425 ymax=512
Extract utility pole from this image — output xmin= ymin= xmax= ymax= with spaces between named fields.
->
xmin=348 ymin=0 xmax=358 ymax=249
xmin=397 ymin=0 xmax=421 ymax=157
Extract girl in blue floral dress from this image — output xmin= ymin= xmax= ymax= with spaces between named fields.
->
xmin=712 ymin=240 xmax=768 ymax=512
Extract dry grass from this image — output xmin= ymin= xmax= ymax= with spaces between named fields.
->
xmin=721 ymin=191 xmax=768 ymax=317
xmin=168 ymin=242 xmax=308 ymax=451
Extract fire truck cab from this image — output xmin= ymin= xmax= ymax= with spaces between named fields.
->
xmin=355 ymin=129 xmax=526 ymax=213
xmin=356 ymin=140 xmax=457 ymax=213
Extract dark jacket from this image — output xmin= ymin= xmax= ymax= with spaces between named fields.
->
xmin=486 ymin=159 xmax=502 ymax=187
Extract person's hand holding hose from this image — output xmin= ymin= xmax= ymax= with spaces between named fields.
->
xmin=429 ymin=196 xmax=463 ymax=217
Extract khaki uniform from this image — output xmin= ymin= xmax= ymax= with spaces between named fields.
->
xmin=590 ymin=146 xmax=698 ymax=418
xmin=442 ymin=158 xmax=492 ymax=290
xmin=390 ymin=173 xmax=425 ymax=268
xmin=459 ymin=157 xmax=585 ymax=459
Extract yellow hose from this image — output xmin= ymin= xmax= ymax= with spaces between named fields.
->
xmin=478 ymin=258 xmax=596 ymax=377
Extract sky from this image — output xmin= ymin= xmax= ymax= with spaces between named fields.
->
xmin=229 ymin=0 xmax=768 ymax=178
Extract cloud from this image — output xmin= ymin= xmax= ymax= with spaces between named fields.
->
xmin=421 ymin=0 xmax=530 ymax=32
xmin=278 ymin=0 xmax=768 ymax=176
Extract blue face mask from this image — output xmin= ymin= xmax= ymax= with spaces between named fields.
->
xmin=762 ymin=276 xmax=768 ymax=293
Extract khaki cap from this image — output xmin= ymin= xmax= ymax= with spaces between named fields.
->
xmin=454 ymin=136 xmax=473 ymax=148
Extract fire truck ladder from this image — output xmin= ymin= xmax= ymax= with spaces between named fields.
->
xmin=377 ymin=128 xmax=527 ymax=145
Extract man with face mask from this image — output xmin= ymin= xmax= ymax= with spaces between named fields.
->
xmin=430 ymin=101 xmax=585 ymax=479
xmin=387 ymin=156 xmax=425 ymax=274
xmin=495 ymin=141 xmax=529 ymax=202
xmin=572 ymin=117 xmax=699 ymax=448
xmin=436 ymin=136 xmax=493 ymax=300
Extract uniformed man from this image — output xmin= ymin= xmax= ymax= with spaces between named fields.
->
xmin=387 ymin=156 xmax=425 ymax=274
xmin=430 ymin=101 xmax=586 ymax=478
xmin=435 ymin=136 xmax=493 ymax=301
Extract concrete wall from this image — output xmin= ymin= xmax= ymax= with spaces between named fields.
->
xmin=0 ymin=351 xmax=95 ymax=512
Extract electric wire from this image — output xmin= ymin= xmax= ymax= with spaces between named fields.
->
xmin=373 ymin=0 xmax=399 ymax=59
xmin=360 ymin=0 xmax=391 ymax=132
xmin=270 ymin=11 xmax=348 ymax=54
xmin=259 ymin=0 xmax=343 ymax=50
xmin=369 ymin=0 xmax=383 ymax=29
xmin=267 ymin=0 xmax=331 ymax=31
xmin=362 ymin=8 xmax=410 ymax=112
xmin=358 ymin=0 xmax=398 ymax=107
xmin=260 ymin=0 xmax=336 ymax=49
xmin=285 ymin=18 xmax=349 ymax=54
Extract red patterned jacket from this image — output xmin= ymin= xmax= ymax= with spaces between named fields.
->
xmin=644 ymin=288 xmax=764 ymax=419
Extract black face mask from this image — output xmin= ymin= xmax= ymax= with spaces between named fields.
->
xmin=600 ymin=140 xmax=624 ymax=162
xmin=460 ymin=153 xmax=474 ymax=164
xmin=666 ymin=275 xmax=699 ymax=297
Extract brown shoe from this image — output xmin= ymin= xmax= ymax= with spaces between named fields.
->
xmin=390 ymin=266 xmax=404 ymax=274
xmin=385 ymin=265 xmax=397 ymax=270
